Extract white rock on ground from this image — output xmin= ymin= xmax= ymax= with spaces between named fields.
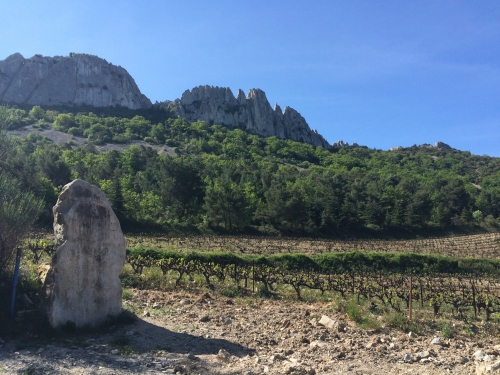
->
xmin=476 ymin=360 xmax=500 ymax=374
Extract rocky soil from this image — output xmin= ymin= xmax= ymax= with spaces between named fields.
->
xmin=1 ymin=289 xmax=499 ymax=375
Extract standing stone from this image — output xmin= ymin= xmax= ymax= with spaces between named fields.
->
xmin=42 ymin=179 xmax=126 ymax=328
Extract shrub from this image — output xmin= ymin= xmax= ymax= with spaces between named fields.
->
xmin=0 ymin=172 xmax=44 ymax=272
xmin=346 ymin=299 xmax=363 ymax=323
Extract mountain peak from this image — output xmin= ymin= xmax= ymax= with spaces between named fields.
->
xmin=168 ymin=85 xmax=331 ymax=149
xmin=0 ymin=53 xmax=151 ymax=109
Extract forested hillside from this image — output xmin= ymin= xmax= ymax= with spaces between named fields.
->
xmin=1 ymin=104 xmax=500 ymax=236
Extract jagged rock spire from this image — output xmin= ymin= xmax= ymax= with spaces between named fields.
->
xmin=169 ymin=85 xmax=331 ymax=149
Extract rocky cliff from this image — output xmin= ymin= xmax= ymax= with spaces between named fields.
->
xmin=165 ymin=85 xmax=331 ymax=149
xmin=1 ymin=53 xmax=331 ymax=148
xmin=0 ymin=53 xmax=151 ymax=109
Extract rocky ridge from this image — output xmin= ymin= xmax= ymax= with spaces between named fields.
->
xmin=389 ymin=141 xmax=453 ymax=151
xmin=0 ymin=53 xmax=151 ymax=109
xmin=165 ymin=85 xmax=331 ymax=149
xmin=1 ymin=53 xmax=332 ymax=148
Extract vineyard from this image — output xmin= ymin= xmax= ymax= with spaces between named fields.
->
xmin=123 ymin=245 xmax=500 ymax=321
xmin=125 ymin=232 xmax=500 ymax=259
xmin=27 ymin=232 xmax=500 ymax=322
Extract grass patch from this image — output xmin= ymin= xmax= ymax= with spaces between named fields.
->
xmin=442 ymin=322 xmax=452 ymax=338
xmin=384 ymin=311 xmax=420 ymax=333
xmin=346 ymin=299 xmax=363 ymax=323
xmin=339 ymin=297 xmax=382 ymax=330
xmin=358 ymin=315 xmax=381 ymax=330
xmin=122 ymin=289 xmax=133 ymax=300
xmin=119 ymin=346 xmax=135 ymax=355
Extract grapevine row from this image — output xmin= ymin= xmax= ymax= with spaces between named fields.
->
xmin=126 ymin=248 xmax=500 ymax=319
xmin=126 ymin=232 xmax=500 ymax=259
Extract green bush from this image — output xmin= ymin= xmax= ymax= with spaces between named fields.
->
xmin=346 ymin=299 xmax=363 ymax=323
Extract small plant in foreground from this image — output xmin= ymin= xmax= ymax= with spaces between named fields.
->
xmin=442 ymin=322 xmax=452 ymax=338
xmin=119 ymin=346 xmax=135 ymax=355
xmin=464 ymin=324 xmax=477 ymax=337
xmin=122 ymin=289 xmax=133 ymax=300
xmin=384 ymin=312 xmax=420 ymax=333
xmin=346 ymin=300 xmax=363 ymax=323
xmin=358 ymin=315 xmax=381 ymax=330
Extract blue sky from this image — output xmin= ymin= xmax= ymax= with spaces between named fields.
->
xmin=1 ymin=1 xmax=499 ymax=156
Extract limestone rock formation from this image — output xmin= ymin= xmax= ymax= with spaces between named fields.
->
xmin=166 ymin=85 xmax=331 ymax=149
xmin=1 ymin=53 xmax=332 ymax=147
xmin=434 ymin=141 xmax=452 ymax=150
xmin=42 ymin=179 xmax=126 ymax=328
xmin=0 ymin=53 xmax=151 ymax=109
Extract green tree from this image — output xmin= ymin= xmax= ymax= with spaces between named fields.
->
xmin=53 ymin=113 xmax=75 ymax=131
xmin=0 ymin=171 xmax=44 ymax=271
xmin=472 ymin=210 xmax=483 ymax=223
xmin=204 ymin=170 xmax=250 ymax=231
xmin=0 ymin=105 xmax=12 ymax=130
xmin=29 ymin=105 xmax=45 ymax=120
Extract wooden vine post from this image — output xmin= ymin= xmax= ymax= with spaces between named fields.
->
xmin=472 ymin=281 xmax=477 ymax=317
xmin=408 ymin=275 xmax=413 ymax=321
xmin=252 ymin=260 xmax=255 ymax=293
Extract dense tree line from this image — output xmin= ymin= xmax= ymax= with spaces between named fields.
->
xmin=1 ymin=104 xmax=500 ymax=235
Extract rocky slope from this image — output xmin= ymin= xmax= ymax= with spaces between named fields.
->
xmin=2 ymin=290 xmax=498 ymax=374
xmin=0 ymin=53 xmax=151 ymax=109
xmin=165 ymin=85 xmax=331 ymax=149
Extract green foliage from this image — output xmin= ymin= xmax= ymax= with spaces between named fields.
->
xmin=0 ymin=171 xmax=44 ymax=271
xmin=0 ymin=105 xmax=29 ymax=129
xmin=1 ymin=104 xmax=500 ymax=235
xmin=0 ymin=105 xmax=12 ymax=129
xmin=442 ymin=322 xmax=452 ymax=338
xmin=122 ymin=289 xmax=133 ymax=300
xmin=53 ymin=113 xmax=75 ymax=131
xmin=346 ymin=299 xmax=363 ymax=322
xmin=384 ymin=312 xmax=420 ymax=333
xmin=473 ymin=210 xmax=483 ymax=222
xmin=126 ymin=248 xmax=500 ymax=277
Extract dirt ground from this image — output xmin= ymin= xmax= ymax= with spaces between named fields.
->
xmin=1 ymin=289 xmax=499 ymax=375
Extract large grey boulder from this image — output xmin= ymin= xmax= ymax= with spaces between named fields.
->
xmin=42 ymin=180 xmax=126 ymax=328
xmin=0 ymin=53 xmax=151 ymax=109
xmin=165 ymin=85 xmax=331 ymax=149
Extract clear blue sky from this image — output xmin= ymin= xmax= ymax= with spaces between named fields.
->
xmin=1 ymin=1 xmax=499 ymax=156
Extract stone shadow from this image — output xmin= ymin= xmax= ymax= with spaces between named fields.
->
xmin=117 ymin=316 xmax=255 ymax=357
xmin=0 ymin=314 xmax=256 ymax=374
